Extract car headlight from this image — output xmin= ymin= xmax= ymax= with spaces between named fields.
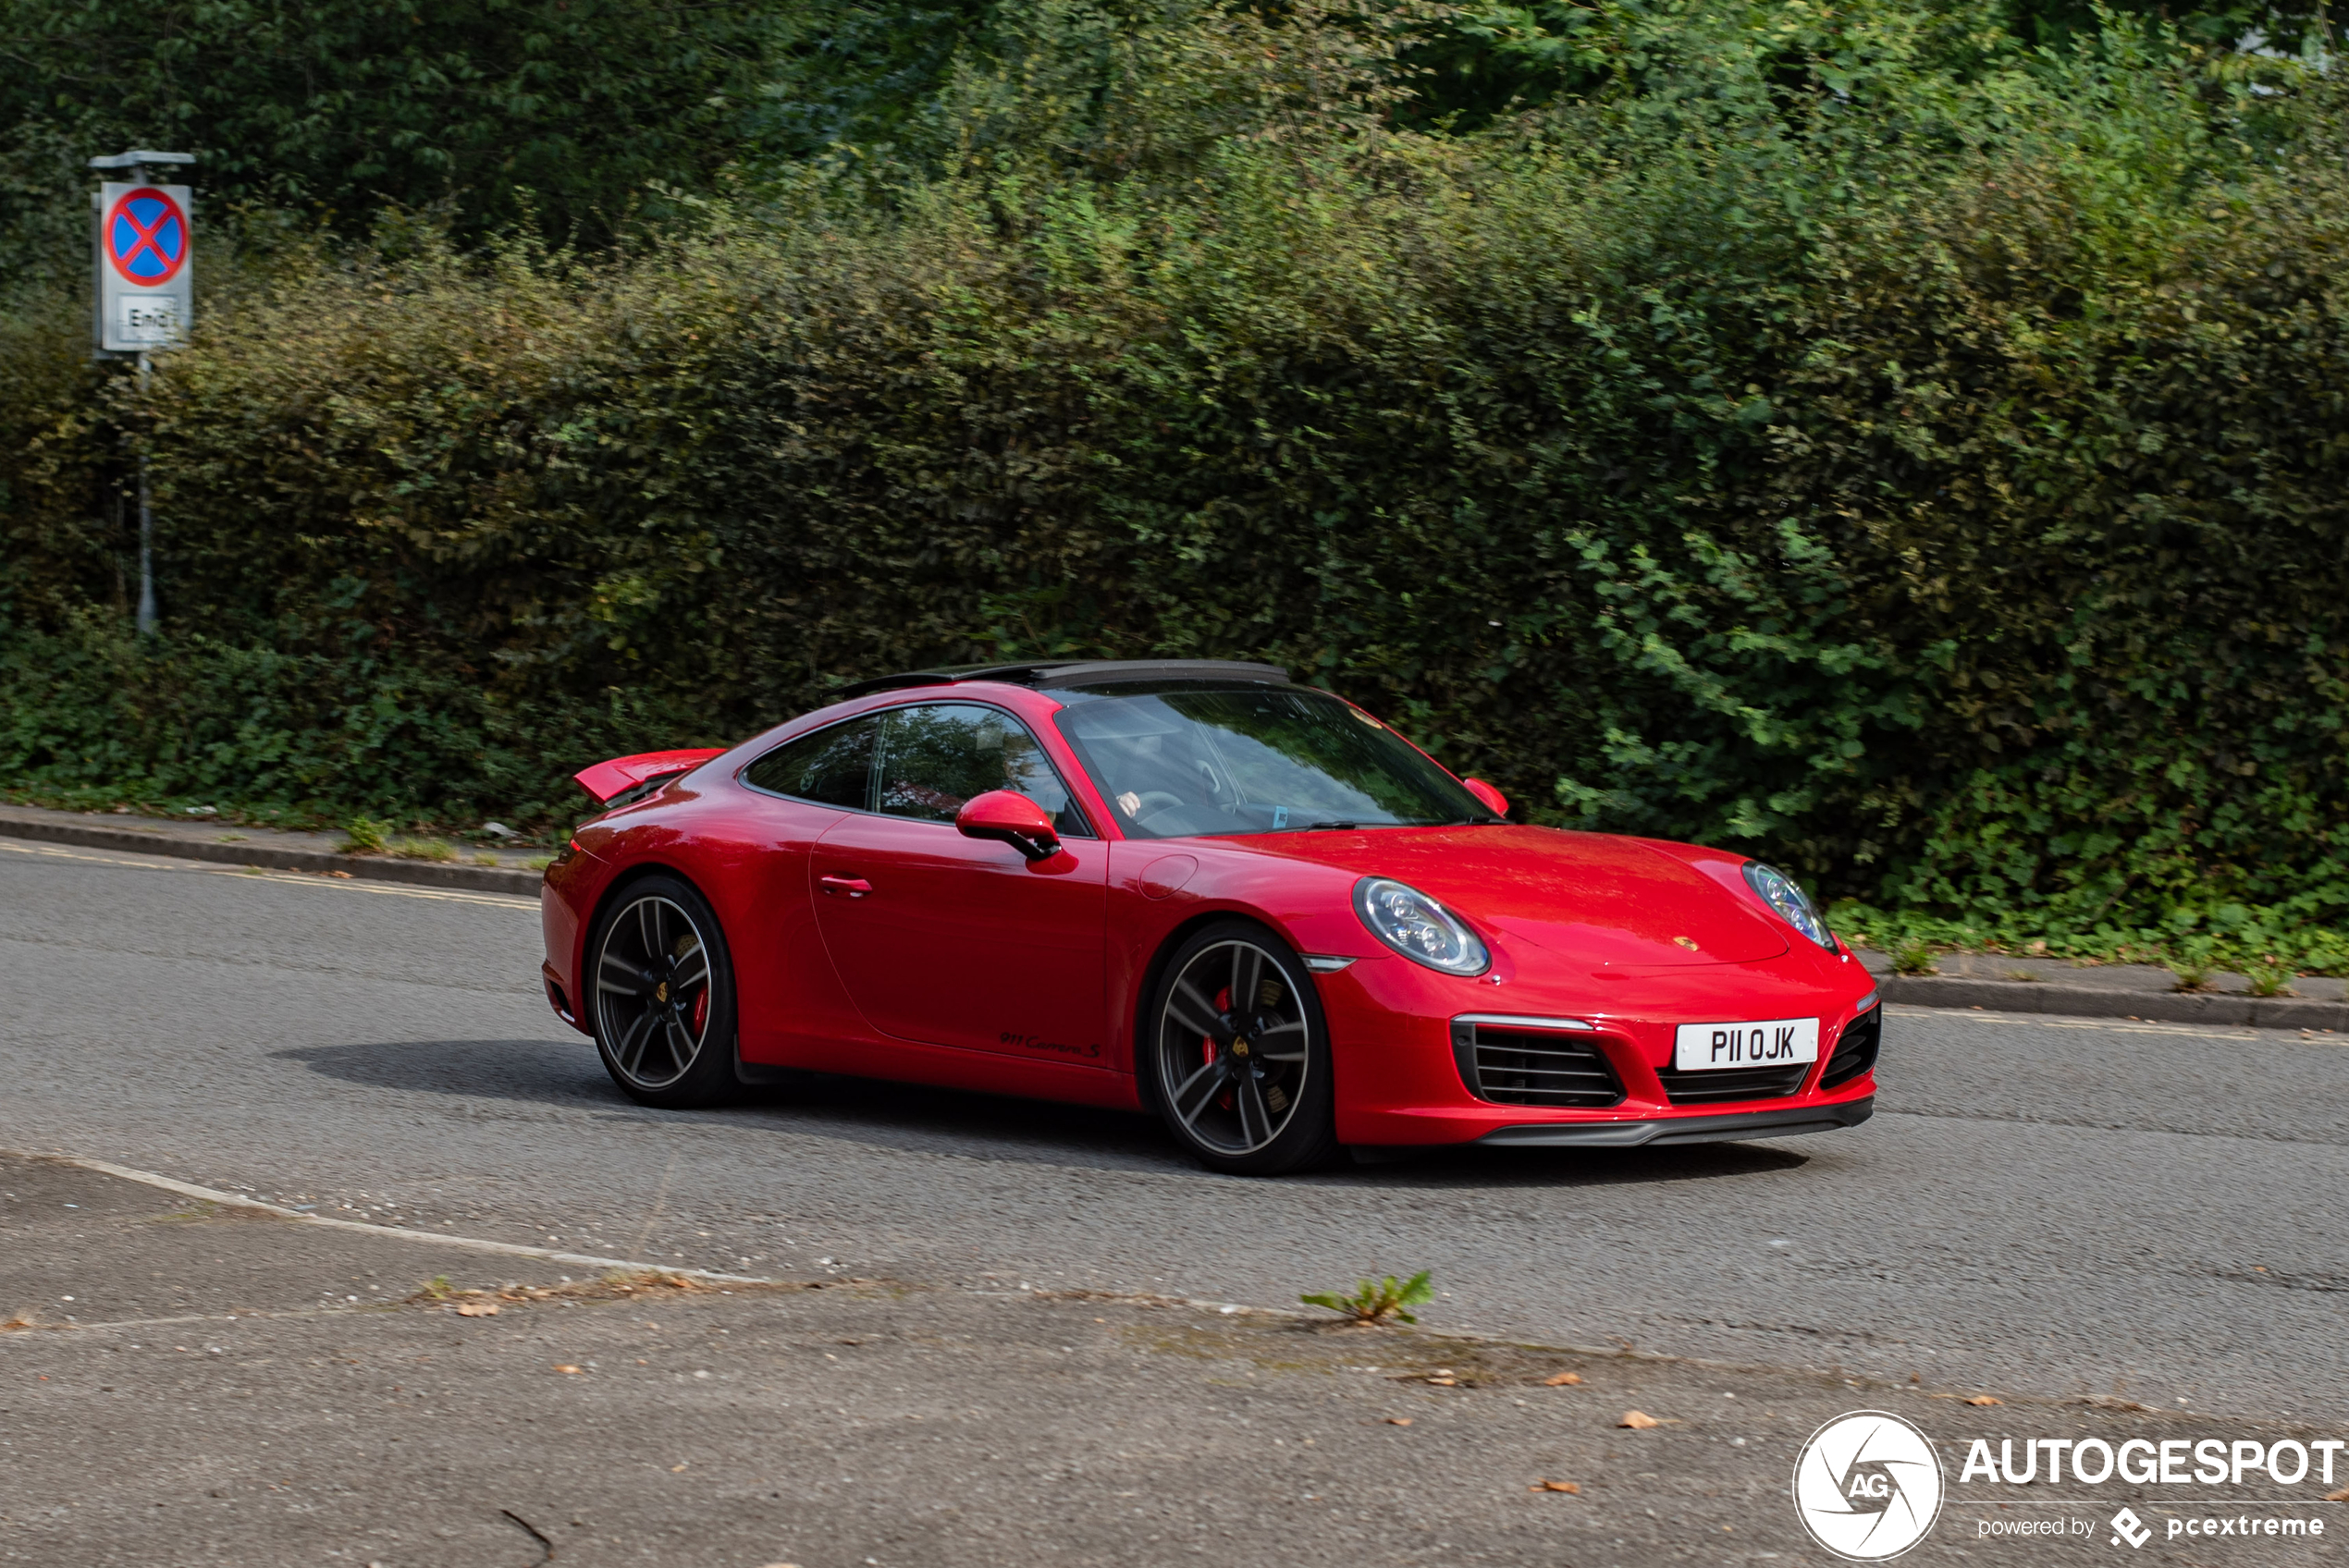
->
xmin=1743 ymin=861 xmax=1836 ymax=950
xmin=1353 ymin=877 xmax=1491 ymax=976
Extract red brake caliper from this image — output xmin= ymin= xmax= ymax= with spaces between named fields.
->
xmin=691 ymin=985 xmax=711 ymax=1036
xmin=1211 ymin=985 xmax=1234 ymax=1107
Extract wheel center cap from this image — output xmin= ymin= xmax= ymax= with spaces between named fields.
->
xmin=1231 ymin=1038 xmax=1250 ymax=1058
xmin=655 ymin=981 xmax=670 ymax=1004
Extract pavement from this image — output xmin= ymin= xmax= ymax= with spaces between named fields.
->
xmin=1872 ymin=951 xmax=2349 ymax=1032
xmin=6 ymin=833 xmax=2349 ymax=1565
xmin=6 ymin=1153 xmax=2340 ymax=1568
xmin=0 ymin=801 xmax=542 ymax=895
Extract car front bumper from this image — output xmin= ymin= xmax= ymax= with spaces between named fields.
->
xmin=1474 ymin=1097 xmax=1874 ymax=1147
xmin=1311 ymin=949 xmax=1880 ymax=1146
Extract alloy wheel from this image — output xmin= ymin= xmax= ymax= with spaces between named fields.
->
xmin=1154 ymin=938 xmax=1311 ymax=1156
xmin=594 ymin=894 xmax=715 ymax=1091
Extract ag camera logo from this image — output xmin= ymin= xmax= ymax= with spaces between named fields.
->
xmin=1793 ymin=1411 xmax=1946 ymax=1560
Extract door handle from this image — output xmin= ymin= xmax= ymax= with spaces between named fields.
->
xmin=820 ymin=875 xmax=873 ymax=898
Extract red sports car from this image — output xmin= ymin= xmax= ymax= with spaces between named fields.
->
xmin=540 ymin=661 xmax=1879 ymax=1174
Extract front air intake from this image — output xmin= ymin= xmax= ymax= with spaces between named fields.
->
xmin=1451 ymin=1017 xmax=1625 ymax=1109
xmin=1654 ymin=1060 xmax=1811 ymax=1105
xmin=1819 ymin=1004 xmax=1882 ymax=1090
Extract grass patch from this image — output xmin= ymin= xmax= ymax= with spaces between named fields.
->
xmin=1835 ymin=901 xmax=2347 ymax=982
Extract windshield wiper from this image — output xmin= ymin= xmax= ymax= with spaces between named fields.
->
xmin=1300 ymin=819 xmax=1359 ymax=830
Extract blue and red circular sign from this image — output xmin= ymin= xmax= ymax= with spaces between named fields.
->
xmin=105 ymin=188 xmax=190 ymax=286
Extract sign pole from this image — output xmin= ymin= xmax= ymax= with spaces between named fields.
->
xmin=90 ymin=149 xmax=193 ymax=636
xmin=135 ymin=353 xmax=156 ymax=636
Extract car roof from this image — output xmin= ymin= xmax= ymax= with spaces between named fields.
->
xmin=836 ymin=659 xmax=1291 ymax=699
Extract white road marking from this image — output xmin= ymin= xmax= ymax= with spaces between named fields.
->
xmin=10 ymin=1148 xmax=771 ymax=1283
xmin=0 ymin=838 xmax=536 ymax=910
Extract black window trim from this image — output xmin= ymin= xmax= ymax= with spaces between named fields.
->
xmin=738 ymin=699 xmax=1098 ymax=839
xmin=737 ymin=711 xmax=883 ymax=811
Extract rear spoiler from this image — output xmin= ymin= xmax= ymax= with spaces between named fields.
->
xmin=572 ymin=748 xmax=727 ymax=807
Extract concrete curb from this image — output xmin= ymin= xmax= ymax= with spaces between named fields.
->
xmin=0 ymin=815 xmax=543 ymax=897
xmin=1882 ymin=974 xmax=2349 ymax=1032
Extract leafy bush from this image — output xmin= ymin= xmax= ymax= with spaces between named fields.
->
xmin=2 ymin=0 xmax=2347 ymax=966
xmin=0 ymin=0 xmax=799 ymax=264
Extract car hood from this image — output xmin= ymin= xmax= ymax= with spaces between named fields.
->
xmin=1224 ymin=825 xmax=1789 ymax=968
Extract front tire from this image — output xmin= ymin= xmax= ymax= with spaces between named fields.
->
xmin=1145 ymin=920 xmax=1338 ymax=1175
xmin=587 ymin=874 xmax=741 ymax=1109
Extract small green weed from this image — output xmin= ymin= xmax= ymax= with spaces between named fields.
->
xmin=1301 ymin=1269 xmax=1433 ymax=1326
xmin=338 ymin=816 xmax=390 ymax=854
xmin=2169 ymin=961 xmax=2213 ymax=993
xmin=387 ymin=837 xmax=456 ymax=863
xmin=523 ymin=853 xmax=555 ymax=872
xmin=1892 ymin=939 xmax=1938 ymax=976
xmin=2244 ymin=960 xmax=2296 ymax=998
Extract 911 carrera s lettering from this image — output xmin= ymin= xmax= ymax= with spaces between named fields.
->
xmin=1000 ymin=1031 xmax=1102 ymax=1059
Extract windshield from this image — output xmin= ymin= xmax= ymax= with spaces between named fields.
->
xmin=1052 ymin=685 xmax=1492 ymax=839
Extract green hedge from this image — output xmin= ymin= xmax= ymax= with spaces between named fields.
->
xmin=5 ymin=15 xmax=2349 ymax=964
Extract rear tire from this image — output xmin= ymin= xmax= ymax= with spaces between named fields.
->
xmin=586 ymin=874 xmax=741 ymax=1109
xmin=1144 ymin=919 xmax=1339 ymax=1176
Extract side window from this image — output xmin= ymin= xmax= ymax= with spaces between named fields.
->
xmin=742 ymin=716 xmax=879 ymax=808
xmin=875 ymin=704 xmax=1091 ymax=838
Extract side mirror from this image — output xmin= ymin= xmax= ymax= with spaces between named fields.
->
xmin=1462 ymin=778 xmax=1510 ymax=818
xmin=955 ymin=790 xmax=1062 ymax=861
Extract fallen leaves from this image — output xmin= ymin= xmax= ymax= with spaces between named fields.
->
xmin=1617 ymin=1410 xmax=1662 ymax=1429
xmin=1531 ymin=1479 xmax=1581 ymax=1493
xmin=0 ymin=1313 xmax=42 ymax=1332
xmin=553 ymin=1365 xmax=584 ymax=1375
xmin=1543 ymin=1371 xmax=1582 ymax=1387
xmin=407 ymin=1268 xmax=762 ymax=1316
xmin=1384 ymin=1416 xmax=1413 ymax=1427
xmin=1962 ymin=1395 xmax=2002 ymax=1406
xmin=2327 ymin=1488 xmax=2349 ymax=1503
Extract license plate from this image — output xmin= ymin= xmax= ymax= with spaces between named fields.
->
xmin=1673 ymin=1017 xmax=1819 ymax=1072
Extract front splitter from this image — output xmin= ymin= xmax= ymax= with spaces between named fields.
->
xmin=1475 ymin=1096 xmax=1874 ymax=1148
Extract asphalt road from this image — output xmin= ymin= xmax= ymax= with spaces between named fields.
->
xmin=7 ymin=836 xmax=2346 ymax=1424
xmin=18 ymin=1155 xmax=2322 ymax=1568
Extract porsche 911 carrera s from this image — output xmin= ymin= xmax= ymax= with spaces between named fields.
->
xmin=539 ymin=660 xmax=1878 ymax=1173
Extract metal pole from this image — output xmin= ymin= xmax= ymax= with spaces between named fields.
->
xmin=134 ymin=350 xmax=155 ymax=636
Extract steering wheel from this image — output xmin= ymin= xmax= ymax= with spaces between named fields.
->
xmin=1130 ymin=790 xmax=1187 ymax=830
